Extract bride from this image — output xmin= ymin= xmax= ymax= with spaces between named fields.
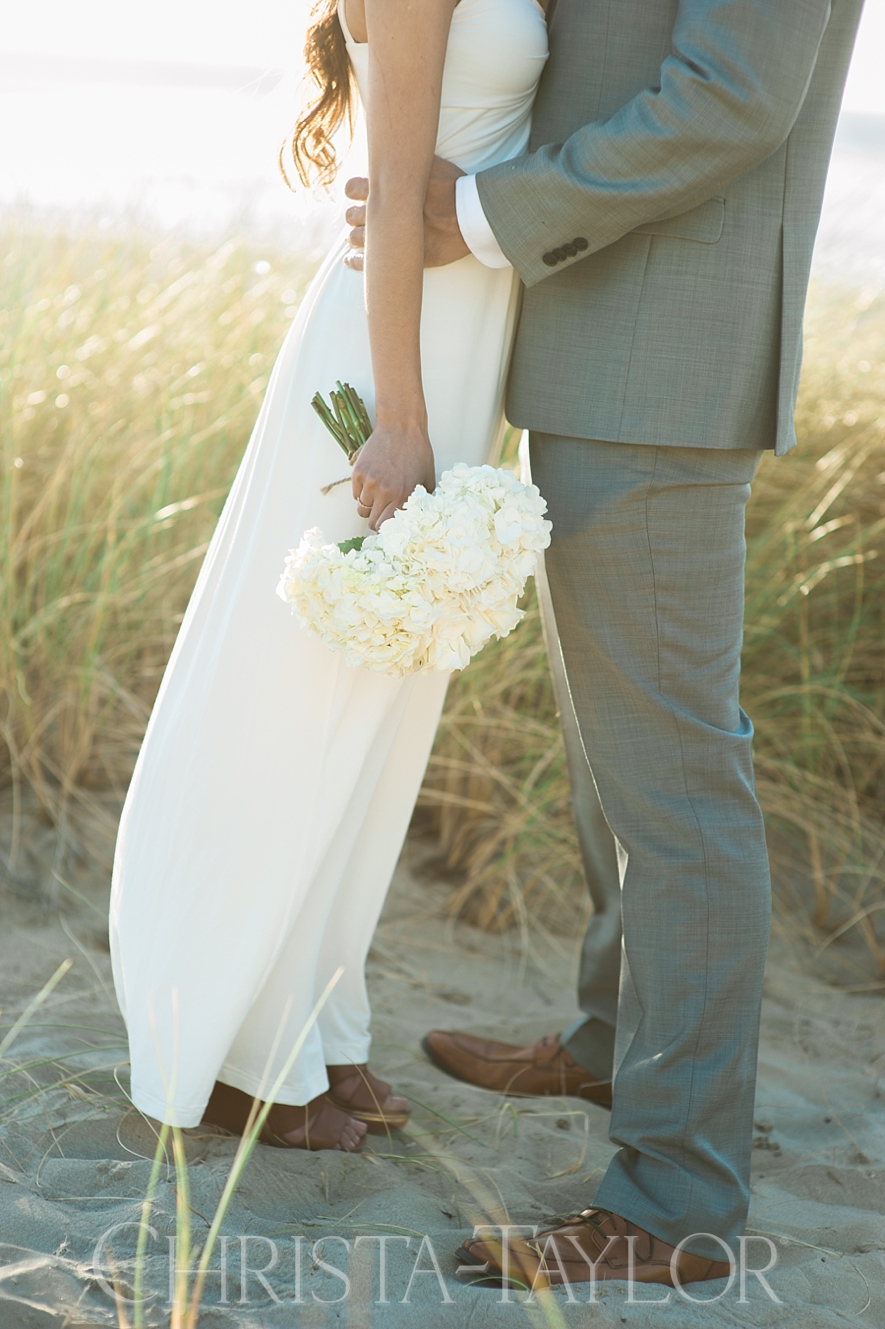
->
xmin=109 ymin=0 xmax=548 ymax=1151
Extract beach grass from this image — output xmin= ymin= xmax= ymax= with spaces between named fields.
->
xmin=1 ymin=211 xmax=883 ymax=973
xmin=0 ymin=212 xmax=313 ymax=881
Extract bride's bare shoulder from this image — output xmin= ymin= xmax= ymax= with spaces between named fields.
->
xmin=341 ymin=0 xmax=460 ymax=46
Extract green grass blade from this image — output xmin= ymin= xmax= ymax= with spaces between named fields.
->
xmin=0 ymin=959 xmax=73 ymax=1061
xmin=184 ymin=966 xmax=344 ymax=1327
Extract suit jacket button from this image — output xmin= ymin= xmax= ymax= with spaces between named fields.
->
xmin=573 ymin=236 xmax=589 ymax=250
xmin=552 ymin=247 xmax=567 ymax=261
xmin=542 ymin=252 xmax=558 ymax=266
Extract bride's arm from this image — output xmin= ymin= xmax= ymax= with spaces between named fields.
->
xmin=350 ymin=0 xmax=457 ymax=531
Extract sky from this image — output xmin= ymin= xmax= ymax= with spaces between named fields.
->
xmin=1 ymin=0 xmax=883 ymax=113
xmin=0 ymin=1 xmax=304 ymax=71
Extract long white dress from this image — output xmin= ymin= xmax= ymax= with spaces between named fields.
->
xmin=109 ymin=0 xmax=548 ymax=1127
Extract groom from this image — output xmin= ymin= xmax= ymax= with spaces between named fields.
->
xmin=347 ymin=0 xmax=864 ymax=1290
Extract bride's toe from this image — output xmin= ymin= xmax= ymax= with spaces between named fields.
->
xmin=339 ymin=1118 xmax=369 ymax=1151
xmin=265 ymin=1094 xmax=366 ymax=1151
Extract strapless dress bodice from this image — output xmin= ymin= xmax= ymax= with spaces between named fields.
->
xmin=337 ymin=0 xmax=548 ymax=174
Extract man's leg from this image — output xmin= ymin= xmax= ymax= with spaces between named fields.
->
xmin=535 ymin=553 xmax=622 ymax=1082
xmin=529 ymin=433 xmax=771 ymax=1257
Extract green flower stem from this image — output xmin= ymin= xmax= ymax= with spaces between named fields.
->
xmin=312 ymin=382 xmax=373 ymax=462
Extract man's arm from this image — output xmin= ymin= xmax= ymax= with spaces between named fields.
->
xmin=479 ymin=0 xmax=833 ymax=287
xmin=455 ymin=175 xmax=511 ymax=268
xmin=345 ymin=157 xmax=474 ymax=271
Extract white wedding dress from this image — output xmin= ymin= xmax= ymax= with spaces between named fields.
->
xmin=109 ymin=0 xmax=548 ymax=1127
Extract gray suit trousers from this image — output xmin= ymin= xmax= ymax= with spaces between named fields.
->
xmin=528 ymin=433 xmax=771 ymax=1255
xmin=535 ymin=553 xmax=622 ymax=1082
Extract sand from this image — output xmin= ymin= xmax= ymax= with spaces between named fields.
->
xmin=0 ymin=825 xmax=883 ymax=1328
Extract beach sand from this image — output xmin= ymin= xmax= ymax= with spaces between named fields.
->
xmin=0 ymin=823 xmax=882 ymax=1328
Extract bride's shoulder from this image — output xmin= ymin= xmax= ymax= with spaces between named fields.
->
xmin=340 ymin=0 xmax=464 ymax=47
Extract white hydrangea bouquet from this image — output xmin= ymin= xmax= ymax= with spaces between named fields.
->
xmin=276 ymin=384 xmax=551 ymax=676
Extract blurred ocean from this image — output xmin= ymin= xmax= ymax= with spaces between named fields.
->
xmin=0 ymin=50 xmax=883 ymax=284
xmin=814 ymin=113 xmax=885 ymax=290
xmin=0 ymin=52 xmax=353 ymax=255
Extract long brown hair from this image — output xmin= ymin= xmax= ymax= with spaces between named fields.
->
xmin=280 ymin=0 xmax=357 ymax=190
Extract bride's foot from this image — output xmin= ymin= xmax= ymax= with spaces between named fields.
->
xmin=201 ymin=1081 xmax=367 ymax=1151
xmin=326 ymin=1063 xmax=411 ymax=1133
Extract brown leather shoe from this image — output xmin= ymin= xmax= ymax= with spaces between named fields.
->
xmin=421 ymin=1031 xmax=612 ymax=1109
xmin=457 ymin=1207 xmax=733 ymax=1290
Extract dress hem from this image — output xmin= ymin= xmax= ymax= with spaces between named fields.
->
xmin=131 ymin=1088 xmax=206 ymax=1130
xmin=217 ymin=1061 xmax=330 ymax=1107
xmin=320 ymin=1042 xmax=373 ymax=1066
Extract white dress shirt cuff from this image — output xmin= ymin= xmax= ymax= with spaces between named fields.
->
xmin=455 ymin=174 xmax=511 ymax=269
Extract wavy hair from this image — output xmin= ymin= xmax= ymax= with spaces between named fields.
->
xmin=280 ymin=0 xmax=357 ymax=189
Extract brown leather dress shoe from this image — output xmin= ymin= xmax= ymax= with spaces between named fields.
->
xmin=457 ymin=1207 xmax=733 ymax=1290
xmin=421 ymin=1031 xmax=612 ymax=1109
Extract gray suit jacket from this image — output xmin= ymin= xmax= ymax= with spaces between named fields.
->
xmin=477 ymin=0 xmax=864 ymax=455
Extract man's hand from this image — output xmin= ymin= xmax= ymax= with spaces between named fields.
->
xmin=344 ymin=156 xmax=471 ymax=271
xmin=343 ymin=176 xmax=367 ymax=269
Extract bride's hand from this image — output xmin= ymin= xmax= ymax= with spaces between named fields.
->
xmin=351 ymin=426 xmax=436 ymax=531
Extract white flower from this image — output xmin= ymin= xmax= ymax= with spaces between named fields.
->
xmin=276 ymin=464 xmax=552 ymax=675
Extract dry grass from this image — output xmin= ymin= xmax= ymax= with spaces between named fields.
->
xmin=743 ymin=286 xmax=885 ymax=971
xmin=415 ymin=585 xmax=582 ymax=935
xmin=0 ymin=213 xmax=312 ymax=881
xmin=1 ymin=211 xmax=883 ymax=972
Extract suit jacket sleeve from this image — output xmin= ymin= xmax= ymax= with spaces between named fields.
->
xmin=476 ymin=0 xmax=834 ymax=288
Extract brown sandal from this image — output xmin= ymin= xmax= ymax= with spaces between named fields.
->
xmin=326 ymin=1063 xmax=411 ymax=1133
xmin=201 ymin=1081 xmax=366 ymax=1152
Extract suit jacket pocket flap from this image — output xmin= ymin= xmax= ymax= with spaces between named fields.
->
xmin=632 ymin=197 xmax=725 ymax=244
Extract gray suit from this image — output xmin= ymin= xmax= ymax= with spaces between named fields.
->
xmin=480 ymin=0 xmax=863 ymax=455
xmin=476 ymin=0 xmax=864 ymax=1257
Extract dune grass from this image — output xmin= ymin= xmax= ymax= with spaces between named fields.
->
xmin=1 ymin=211 xmax=883 ymax=973
xmin=0 ymin=214 xmax=313 ymax=878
